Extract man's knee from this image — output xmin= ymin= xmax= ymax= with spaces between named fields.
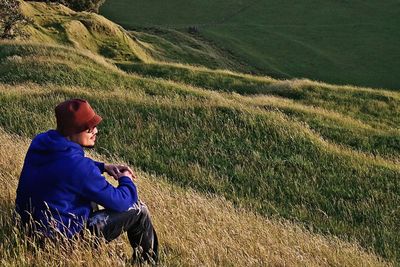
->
xmin=139 ymin=203 xmax=150 ymax=217
xmin=125 ymin=202 xmax=152 ymax=233
xmin=138 ymin=203 xmax=153 ymax=228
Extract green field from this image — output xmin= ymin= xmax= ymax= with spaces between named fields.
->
xmin=100 ymin=0 xmax=400 ymax=90
xmin=0 ymin=2 xmax=399 ymax=265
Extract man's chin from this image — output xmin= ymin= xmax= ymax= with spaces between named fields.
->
xmin=83 ymin=144 xmax=95 ymax=149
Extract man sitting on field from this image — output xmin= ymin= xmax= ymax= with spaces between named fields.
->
xmin=15 ymin=98 xmax=158 ymax=263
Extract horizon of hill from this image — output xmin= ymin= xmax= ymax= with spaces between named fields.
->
xmin=100 ymin=0 xmax=400 ymax=90
xmin=0 ymin=1 xmax=399 ymax=265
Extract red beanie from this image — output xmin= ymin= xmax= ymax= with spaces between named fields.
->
xmin=55 ymin=99 xmax=102 ymax=136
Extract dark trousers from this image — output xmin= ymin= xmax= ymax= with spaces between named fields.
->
xmin=87 ymin=202 xmax=158 ymax=263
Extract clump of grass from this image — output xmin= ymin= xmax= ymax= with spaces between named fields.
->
xmin=0 ymin=209 xmax=131 ymax=266
xmin=0 ymin=129 xmax=390 ymax=266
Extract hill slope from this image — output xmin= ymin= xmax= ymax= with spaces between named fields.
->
xmin=1 ymin=41 xmax=399 ymax=264
xmin=0 ymin=128 xmax=388 ymax=266
xmin=0 ymin=1 xmax=399 ymax=265
xmin=118 ymin=62 xmax=400 ymax=160
xmin=100 ymin=0 xmax=400 ymax=90
xmin=20 ymin=2 xmax=248 ymax=71
xmin=21 ymin=1 xmax=152 ymax=63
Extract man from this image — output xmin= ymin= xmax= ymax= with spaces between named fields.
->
xmin=15 ymin=98 xmax=158 ymax=263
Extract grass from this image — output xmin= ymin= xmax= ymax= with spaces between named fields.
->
xmin=128 ymin=28 xmax=252 ymax=72
xmin=0 ymin=42 xmax=399 ymax=263
xmin=21 ymin=1 xmax=254 ymax=73
xmin=0 ymin=2 xmax=399 ymax=264
xmin=0 ymin=128 xmax=390 ymax=266
xmin=100 ymin=0 xmax=400 ymax=90
xmin=118 ymin=62 xmax=400 ymax=160
xmin=20 ymin=1 xmax=152 ymax=63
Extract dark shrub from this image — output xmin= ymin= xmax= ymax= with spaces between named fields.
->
xmin=26 ymin=0 xmax=105 ymax=13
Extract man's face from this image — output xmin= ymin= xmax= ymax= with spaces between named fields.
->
xmin=68 ymin=126 xmax=98 ymax=148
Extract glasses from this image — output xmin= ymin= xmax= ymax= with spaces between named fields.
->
xmin=86 ymin=126 xmax=97 ymax=134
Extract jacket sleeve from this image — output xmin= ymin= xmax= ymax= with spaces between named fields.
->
xmin=93 ymin=161 xmax=105 ymax=173
xmin=78 ymin=159 xmax=138 ymax=212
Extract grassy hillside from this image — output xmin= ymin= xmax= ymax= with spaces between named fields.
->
xmin=118 ymin=62 xmax=400 ymax=160
xmin=20 ymin=1 xmax=152 ymax=63
xmin=1 ymin=41 xmax=399 ymax=264
xmin=100 ymin=0 xmax=400 ymax=90
xmin=129 ymin=28 xmax=252 ymax=72
xmin=20 ymin=2 xmax=249 ymax=72
xmin=0 ymin=1 xmax=399 ymax=265
xmin=0 ymin=129 xmax=388 ymax=266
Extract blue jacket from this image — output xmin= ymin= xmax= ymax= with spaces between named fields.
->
xmin=15 ymin=130 xmax=138 ymax=237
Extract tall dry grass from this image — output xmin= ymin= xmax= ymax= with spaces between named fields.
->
xmin=0 ymin=129 xmax=390 ymax=266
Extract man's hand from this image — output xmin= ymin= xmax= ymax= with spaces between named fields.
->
xmin=105 ymin=164 xmax=137 ymax=180
xmin=116 ymin=169 xmax=134 ymax=180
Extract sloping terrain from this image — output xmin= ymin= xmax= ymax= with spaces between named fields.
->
xmin=21 ymin=1 xmax=151 ymax=63
xmin=20 ymin=2 xmax=248 ymax=71
xmin=0 ymin=1 xmax=399 ymax=265
xmin=129 ymin=28 xmax=252 ymax=72
xmin=100 ymin=0 xmax=400 ymax=90
xmin=1 ymin=42 xmax=399 ymax=264
xmin=0 ymin=128 xmax=388 ymax=266
xmin=118 ymin=62 xmax=400 ymax=160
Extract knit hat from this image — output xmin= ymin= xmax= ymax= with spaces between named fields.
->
xmin=55 ymin=99 xmax=102 ymax=136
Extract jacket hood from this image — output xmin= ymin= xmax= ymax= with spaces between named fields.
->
xmin=28 ymin=130 xmax=84 ymax=165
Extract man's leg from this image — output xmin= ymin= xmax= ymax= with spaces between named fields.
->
xmin=87 ymin=202 xmax=158 ymax=263
xmin=127 ymin=204 xmax=158 ymax=263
